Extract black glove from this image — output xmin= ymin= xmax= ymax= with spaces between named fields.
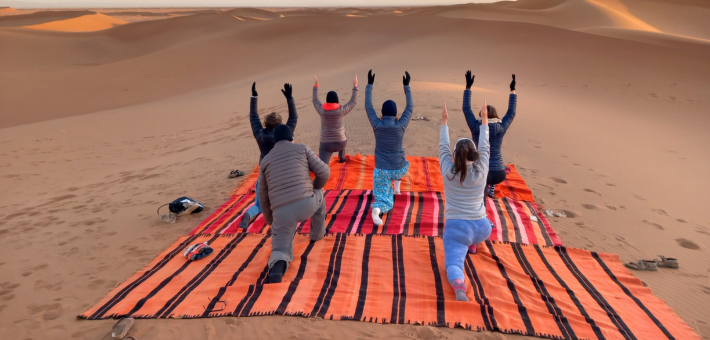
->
xmin=403 ymin=71 xmax=411 ymax=86
xmin=465 ymin=71 xmax=474 ymax=90
xmin=281 ymin=83 xmax=292 ymax=99
xmin=510 ymin=74 xmax=516 ymax=91
xmin=251 ymin=82 xmax=258 ymax=97
xmin=368 ymin=69 xmax=375 ymax=85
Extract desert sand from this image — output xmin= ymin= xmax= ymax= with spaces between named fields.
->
xmin=1 ymin=1 xmax=709 ymax=339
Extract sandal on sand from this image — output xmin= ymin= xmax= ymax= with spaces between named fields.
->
xmin=656 ymin=255 xmax=679 ymax=269
xmin=111 ymin=317 xmax=134 ymax=339
xmin=624 ymin=260 xmax=658 ymax=271
xmin=229 ymin=170 xmax=245 ymax=178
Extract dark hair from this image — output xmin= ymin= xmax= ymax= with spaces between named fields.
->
xmin=450 ymin=139 xmax=479 ymax=184
xmin=479 ymin=105 xmax=498 ymax=119
xmin=264 ymin=112 xmax=282 ymax=130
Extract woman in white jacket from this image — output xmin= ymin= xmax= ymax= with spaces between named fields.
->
xmin=439 ymin=102 xmax=493 ymax=302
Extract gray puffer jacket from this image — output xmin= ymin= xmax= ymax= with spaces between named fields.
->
xmin=313 ymin=86 xmax=358 ymax=143
xmin=257 ymin=141 xmax=330 ymax=224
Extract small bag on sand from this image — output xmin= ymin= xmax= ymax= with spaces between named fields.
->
xmin=157 ymin=197 xmax=203 ymax=223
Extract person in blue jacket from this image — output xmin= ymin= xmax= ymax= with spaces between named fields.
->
xmin=365 ymin=70 xmax=413 ymax=226
xmin=462 ymin=72 xmax=517 ymax=198
xmin=240 ymin=82 xmax=298 ymax=229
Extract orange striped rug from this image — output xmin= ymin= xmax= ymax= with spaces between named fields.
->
xmin=231 ymin=155 xmax=534 ymax=202
xmin=79 ymin=233 xmax=700 ymax=340
xmin=190 ymin=191 xmax=562 ymax=246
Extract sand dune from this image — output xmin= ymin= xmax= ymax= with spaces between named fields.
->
xmin=433 ymin=0 xmax=710 ymax=44
xmin=1 ymin=3 xmax=709 ymax=340
xmin=0 ymin=10 xmax=94 ymax=27
xmin=0 ymin=6 xmax=18 ymax=15
xmin=22 ymin=13 xmax=127 ymax=32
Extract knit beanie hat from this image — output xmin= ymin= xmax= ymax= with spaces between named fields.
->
xmin=274 ymin=124 xmax=294 ymax=143
xmin=326 ymin=91 xmax=339 ymax=104
xmin=382 ymin=100 xmax=397 ymax=117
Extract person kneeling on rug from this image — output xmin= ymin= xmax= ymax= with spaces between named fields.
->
xmin=241 ymin=82 xmax=299 ymax=229
xmin=257 ymin=124 xmax=330 ymax=283
xmin=365 ymin=69 xmax=414 ymax=226
xmin=439 ymin=102 xmax=492 ymax=302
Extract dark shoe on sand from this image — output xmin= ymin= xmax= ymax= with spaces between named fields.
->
xmin=269 ymin=260 xmax=287 ymax=283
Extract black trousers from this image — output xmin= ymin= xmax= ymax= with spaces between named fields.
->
xmin=487 ymin=169 xmax=507 ymax=186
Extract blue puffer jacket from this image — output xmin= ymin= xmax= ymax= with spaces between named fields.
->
xmin=365 ymin=84 xmax=413 ymax=170
xmin=463 ymin=90 xmax=517 ymax=172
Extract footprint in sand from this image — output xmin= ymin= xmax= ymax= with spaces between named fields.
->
xmin=676 ymin=238 xmax=701 ymax=250
xmin=551 ymin=177 xmax=567 ymax=184
xmin=701 ymin=286 xmax=710 ymax=295
xmin=0 ymin=282 xmax=19 ymax=302
xmin=652 ymin=208 xmax=668 ymax=216
xmin=581 ymin=204 xmax=597 ymax=210
xmin=643 ymin=220 xmax=664 ymax=230
xmin=584 ymin=189 xmax=601 ymax=196
xmin=563 ymin=210 xmax=578 ymax=218
xmin=676 ymin=218 xmax=687 ymax=223
xmin=606 ymin=205 xmax=617 ymax=210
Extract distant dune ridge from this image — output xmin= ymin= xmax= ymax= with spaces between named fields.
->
xmin=1 ymin=1 xmax=709 ymax=340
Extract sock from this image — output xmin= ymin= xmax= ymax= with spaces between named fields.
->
xmin=450 ymin=279 xmax=469 ymax=302
xmin=394 ymin=180 xmax=401 ymax=195
xmin=468 ymin=244 xmax=477 ymax=254
xmin=488 ymin=184 xmax=496 ymax=198
xmin=371 ymin=208 xmax=383 ymax=226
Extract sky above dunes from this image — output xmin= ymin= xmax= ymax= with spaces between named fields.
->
xmin=4 ymin=0 xmax=502 ymax=8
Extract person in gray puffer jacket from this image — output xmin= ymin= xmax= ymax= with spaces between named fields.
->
xmin=365 ymin=69 xmax=414 ymax=226
xmin=313 ymin=75 xmax=359 ymax=164
xmin=257 ymin=124 xmax=330 ymax=284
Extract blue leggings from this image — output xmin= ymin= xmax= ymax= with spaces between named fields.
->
xmin=371 ymin=162 xmax=410 ymax=213
xmin=246 ymin=180 xmax=262 ymax=217
xmin=443 ymin=218 xmax=492 ymax=284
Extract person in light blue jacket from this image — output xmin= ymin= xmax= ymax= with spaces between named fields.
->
xmin=440 ymin=102 xmax=492 ymax=302
xmin=365 ymin=69 xmax=414 ymax=226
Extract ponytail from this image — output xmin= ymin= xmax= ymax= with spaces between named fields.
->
xmin=449 ymin=139 xmax=479 ymax=184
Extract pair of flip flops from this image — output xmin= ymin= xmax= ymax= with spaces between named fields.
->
xmin=625 ymin=255 xmax=679 ymax=271
xmin=229 ymin=170 xmax=245 ymax=178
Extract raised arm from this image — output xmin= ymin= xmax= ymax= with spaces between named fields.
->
xmin=500 ymin=75 xmax=517 ymax=132
xmin=257 ymin=168 xmax=272 ymax=225
xmin=397 ymin=71 xmax=414 ymax=128
xmin=249 ymin=82 xmax=263 ymax=138
xmin=306 ymin=146 xmax=331 ymax=189
xmin=438 ymin=104 xmax=453 ymax=174
xmin=282 ymin=83 xmax=298 ymax=132
xmin=365 ymin=79 xmax=380 ymax=128
xmin=341 ymin=76 xmax=359 ymax=115
xmin=312 ymin=76 xmax=322 ymax=111
xmin=462 ymin=71 xmax=481 ymax=134
xmin=477 ymin=101 xmax=491 ymax=174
